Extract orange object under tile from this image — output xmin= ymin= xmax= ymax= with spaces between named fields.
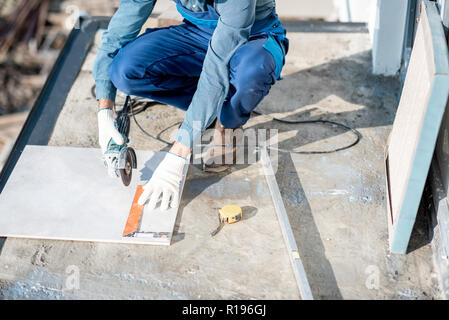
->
xmin=122 ymin=185 xmax=144 ymax=237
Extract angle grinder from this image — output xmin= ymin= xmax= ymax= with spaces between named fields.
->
xmin=103 ymin=96 xmax=137 ymax=186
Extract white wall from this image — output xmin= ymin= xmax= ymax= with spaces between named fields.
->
xmin=371 ymin=0 xmax=409 ymax=75
xmin=333 ymin=0 xmax=377 ymax=23
xmin=276 ymin=0 xmax=377 ymax=22
xmin=153 ymin=0 xmax=376 ymax=23
xmin=275 ymin=0 xmax=336 ymax=20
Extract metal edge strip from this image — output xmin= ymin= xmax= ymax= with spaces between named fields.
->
xmin=259 ymin=144 xmax=314 ymax=300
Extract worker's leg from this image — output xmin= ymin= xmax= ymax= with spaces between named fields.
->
xmin=108 ymin=24 xmax=209 ymax=110
xmin=218 ymin=36 xmax=283 ymax=128
xmin=203 ymin=36 xmax=286 ymax=171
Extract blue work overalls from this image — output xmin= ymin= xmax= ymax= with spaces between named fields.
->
xmin=109 ymin=0 xmax=289 ymax=129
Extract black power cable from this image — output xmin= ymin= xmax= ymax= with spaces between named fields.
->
xmin=125 ymin=96 xmax=174 ymax=145
xmin=251 ymin=110 xmax=362 ymax=154
xmin=115 ymin=95 xmax=131 ymax=137
xmin=92 ymin=86 xmax=362 ymax=154
xmin=93 ymin=85 xmax=173 ymax=144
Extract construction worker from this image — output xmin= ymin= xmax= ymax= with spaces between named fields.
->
xmin=94 ymin=0 xmax=288 ymax=210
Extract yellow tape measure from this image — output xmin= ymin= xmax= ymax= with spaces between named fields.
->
xmin=211 ymin=205 xmax=242 ymax=236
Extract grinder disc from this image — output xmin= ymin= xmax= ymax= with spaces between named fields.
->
xmin=120 ymin=149 xmax=133 ymax=186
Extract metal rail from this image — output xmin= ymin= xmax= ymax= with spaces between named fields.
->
xmin=260 ymin=144 xmax=314 ymax=300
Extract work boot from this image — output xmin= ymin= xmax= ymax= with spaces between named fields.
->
xmin=202 ymin=119 xmax=242 ymax=172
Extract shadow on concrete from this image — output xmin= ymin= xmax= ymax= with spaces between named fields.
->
xmin=0 ymin=237 xmax=5 ymax=255
xmin=280 ymin=152 xmax=343 ymax=299
xmin=171 ymin=229 xmax=186 ymax=244
xmin=281 ymin=20 xmax=368 ymax=34
xmin=181 ymin=166 xmax=227 ymax=208
xmin=406 ymin=182 xmax=433 ymax=253
xmin=241 ymin=206 xmax=258 ymax=221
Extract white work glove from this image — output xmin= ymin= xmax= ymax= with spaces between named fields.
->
xmin=97 ymin=108 xmax=125 ymax=153
xmin=138 ymin=152 xmax=187 ymax=210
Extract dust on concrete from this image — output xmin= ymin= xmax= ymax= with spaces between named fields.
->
xmin=31 ymin=245 xmax=52 ymax=267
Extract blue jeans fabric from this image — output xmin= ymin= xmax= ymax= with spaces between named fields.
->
xmin=109 ymin=21 xmax=287 ymax=129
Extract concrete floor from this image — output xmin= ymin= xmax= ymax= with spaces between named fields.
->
xmin=0 ymin=24 xmax=442 ymax=299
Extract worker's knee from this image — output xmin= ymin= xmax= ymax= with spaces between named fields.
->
xmin=235 ymin=70 xmax=272 ymax=98
xmin=231 ymin=44 xmax=276 ymax=100
xmin=232 ymin=59 xmax=275 ymax=113
xmin=219 ymin=44 xmax=277 ymax=128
